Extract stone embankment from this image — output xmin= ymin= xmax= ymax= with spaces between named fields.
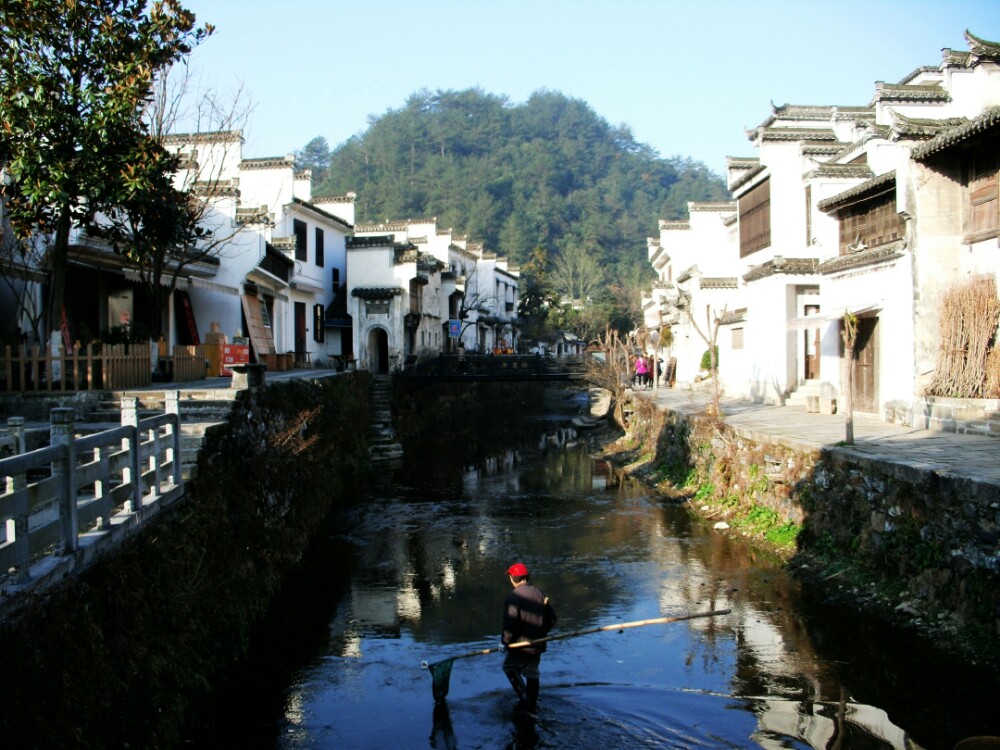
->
xmin=606 ymin=385 xmax=1000 ymax=667
xmin=0 ymin=372 xmax=372 ymax=749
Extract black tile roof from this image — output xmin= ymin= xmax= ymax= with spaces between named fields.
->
xmin=818 ymin=241 xmax=906 ymax=275
xmin=911 ymin=106 xmax=1000 ymax=161
xmin=817 ymin=171 xmax=895 ymax=213
xmin=743 ymin=257 xmax=819 ymax=282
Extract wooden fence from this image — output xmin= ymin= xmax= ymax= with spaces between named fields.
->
xmin=172 ymin=344 xmax=207 ymax=382
xmin=0 ymin=398 xmax=184 ymax=603
xmin=0 ymin=342 xmax=208 ymax=393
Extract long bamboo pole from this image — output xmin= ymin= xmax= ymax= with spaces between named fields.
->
xmin=421 ymin=608 xmax=731 ymax=668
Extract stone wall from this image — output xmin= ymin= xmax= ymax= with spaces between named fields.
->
xmin=641 ymin=399 xmax=999 ymax=648
xmin=916 ymin=395 xmax=1000 ymax=437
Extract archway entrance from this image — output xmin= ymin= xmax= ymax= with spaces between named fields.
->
xmin=367 ymin=328 xmax=389 ymax=373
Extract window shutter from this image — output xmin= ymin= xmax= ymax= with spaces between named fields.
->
xmin=313 ymin=304 xmax=325 ymax=343
xmin=969 ymin=156 xmax=999 ymax=236
xmin=241 ymin=294 xmax=275 ymax=356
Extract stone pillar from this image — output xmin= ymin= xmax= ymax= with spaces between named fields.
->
xmin=5 ymin=428 xmax=28 ymax=580
xmin=49 ymin=408 xmax=78 ymax=554
xmin=7 ymin=416 xmax=25 ymax=454
xmin=120 ymin=397 xmax=142 ymax=513
xmin=164 ymin=391 xmax=182 ymax=487
xmin=164 ymin=390 xmax=179 ymax=417
xmin=231 ymin=363 xmax=266 ymax=392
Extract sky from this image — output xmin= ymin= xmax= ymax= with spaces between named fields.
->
xmin=179 ymin=0 xmax=1000 ymax=174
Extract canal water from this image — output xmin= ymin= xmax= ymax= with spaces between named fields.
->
xmin=197 ymin=387 xmax=998 ymax=750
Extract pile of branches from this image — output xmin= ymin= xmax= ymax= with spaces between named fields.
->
xmin=929 ymin=276 xmax=1000 ymax=398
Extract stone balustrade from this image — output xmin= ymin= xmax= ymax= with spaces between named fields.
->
xmin=0 ymin=396 xmax=184 ymax=607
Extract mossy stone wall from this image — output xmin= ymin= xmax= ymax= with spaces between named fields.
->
xmin=0 ymin=373 xmax=371 ymax=749
xmin=627 ymin=397 xmax=999 ymax=659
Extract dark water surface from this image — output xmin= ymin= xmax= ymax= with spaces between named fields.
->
xmin=197 ymin=389 xmax=998 ymax=749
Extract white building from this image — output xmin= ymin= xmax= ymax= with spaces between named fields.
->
xmin=642 ymin=203 xmax=739 ymax=388
xmin=345 ymin=232 xmax=445 ymax=372
xmin=161 ymin=131 xmax=355 ymax=369
xmin=647 ymin=31 xmax=1000 ymax=421
xmin=350 ymin=218 xmax=521 ymax=369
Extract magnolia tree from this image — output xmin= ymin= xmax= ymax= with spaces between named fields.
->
xmin=840 ymin=312 xmax=859 ymax=445
xmin=0 ymin=0 xmax=210 ymax=344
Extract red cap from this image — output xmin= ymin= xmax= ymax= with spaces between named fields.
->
xmin=507 ymin=562 xmax=528 ymax=577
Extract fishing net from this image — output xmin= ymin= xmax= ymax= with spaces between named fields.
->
xmin=428 ymin=658 xmax=455 ymax=703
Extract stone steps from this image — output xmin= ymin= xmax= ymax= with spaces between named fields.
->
xmin=369 ymin=375 xmax=403 ymax=463
xmin=785 ymin=379 xmax=823 ymax=408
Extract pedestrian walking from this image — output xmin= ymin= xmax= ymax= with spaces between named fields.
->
xmin=635 ymin=356 xmax=649 ymax=388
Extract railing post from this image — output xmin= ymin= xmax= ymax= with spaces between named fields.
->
xmin=5 ymin=452 xmax=29 ymax=582
xmin=50 ymin=408 xmax=78 ymax=554
xmin=121 ymin=396 xmax=142 ymax=514
xmin=92 ymin=439 xmax=110 ymax=531
xmin=165 ymin=391 xmax=182 ymax=488
xmin=7 ymin=416 xmax=25 ymax=454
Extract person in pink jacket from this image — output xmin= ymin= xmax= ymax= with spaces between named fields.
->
xmin=634 ymin=356 xmax=649 ymax=389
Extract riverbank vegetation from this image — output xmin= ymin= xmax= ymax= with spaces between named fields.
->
xmin=602 ymin=392 xmax=1000 ymax=670
xmin=0 ymin=374 xmax=371 ymax=748
xmin=603 ymin=396 xmax=801 ymax=558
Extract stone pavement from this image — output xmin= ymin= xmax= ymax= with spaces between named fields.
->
xmin=126 ymin=367 xmax=340 ymax=393
xmin=632 ymin=385 xmax=1000 ymax=486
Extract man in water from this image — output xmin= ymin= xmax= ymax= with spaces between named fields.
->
xmin=500 ymin=562 xmax=557 ymax=712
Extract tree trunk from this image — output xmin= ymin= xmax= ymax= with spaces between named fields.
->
xmin=841 ymin=313 xmax=858 ymax=445
xmin=46 ymin=210 xmax=73 ymax=339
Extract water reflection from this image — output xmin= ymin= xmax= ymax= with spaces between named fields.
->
xmin=199 ymin=406 xmax=997 ymax=749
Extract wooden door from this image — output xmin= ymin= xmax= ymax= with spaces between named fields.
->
xmin=804 ymin=304 xmax=820 ymax=380
xmin=852 ymin=317 xmax=878 ymax=413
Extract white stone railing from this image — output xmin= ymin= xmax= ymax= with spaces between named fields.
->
xmin=0 ymin=395 xmax=184 ymax=603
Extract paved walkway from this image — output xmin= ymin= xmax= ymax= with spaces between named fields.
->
xmin=125 ymin=367 xmax=340 ymax=393
xmin=632 ymin=385 xmax=1000 ymax=486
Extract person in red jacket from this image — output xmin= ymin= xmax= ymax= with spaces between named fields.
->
xmin=500 ymin=562 xmax=557 ymax=712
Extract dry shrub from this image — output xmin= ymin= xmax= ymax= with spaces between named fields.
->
xmin=929 ymin=276 xmax=1000 ymax=398
xmin=586 ymin=327 xmax=633 ymax=428
xmin=986 ymin=347 xmax=1000 ymax=399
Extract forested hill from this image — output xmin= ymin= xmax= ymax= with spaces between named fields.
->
xmin=310 ymin=88 xmax=730 ymax=275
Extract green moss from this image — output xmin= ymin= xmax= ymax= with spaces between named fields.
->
xmin=726 ymin=504 xmax=800 ymax=550
xmin=693 ymin=482 xmax=716 ymax=502
xmin=766 ymin=522 xmax=801 ymax=548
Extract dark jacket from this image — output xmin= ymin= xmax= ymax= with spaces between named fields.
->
xmin=502 ymin=583 xmax=557 ymax=655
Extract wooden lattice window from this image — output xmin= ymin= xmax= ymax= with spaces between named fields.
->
xmin=731 ymin=327 xmax=744 ymax=350
xmin=804 ymin=184 xmax=812 ymax=247
xmin=838 ymin=190 xmax=904 ymax=255
xmin=967 ymin=153 xmax=999 ymax=241
xmin=739 ymin=178 xmax=771 ymax=258
xmin=313 ymin=303 xmax=325 ymax=343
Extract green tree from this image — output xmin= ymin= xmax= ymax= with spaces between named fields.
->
xmin=0 ymin=0 xmax=210 ymax=338
xmin=297 ymin=135 xmax=332 ymax=185
xmin=315 ymin=87 xmax=730 ymax=299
